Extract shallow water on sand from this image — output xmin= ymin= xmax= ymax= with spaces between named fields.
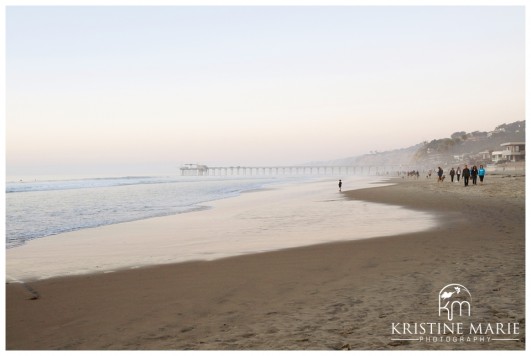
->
xmin=6 ymin=175 xmax=306 ymax=248
xmin=6 ymin=177 xmax=438 ymax=281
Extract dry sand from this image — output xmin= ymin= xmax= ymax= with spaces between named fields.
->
xmin=6 ymin=174 xmax=525 ymax=350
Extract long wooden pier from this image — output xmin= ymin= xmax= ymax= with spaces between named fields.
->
xmin=180 ymin=164 xmax=419 ymax=176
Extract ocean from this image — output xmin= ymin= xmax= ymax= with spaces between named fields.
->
xmin=6 ymin=175 xmax=440 ymax=281
xmin=5 ymin=175 xmax=308 ymax=248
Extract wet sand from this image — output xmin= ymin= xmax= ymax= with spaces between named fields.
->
xmin=6 ymin=174 xmax=525 ymax=350
xmin=6 ymin=177 xmax=435 ymax=282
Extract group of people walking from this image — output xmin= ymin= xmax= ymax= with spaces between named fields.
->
xmin=438 ymin=165 xmax=485 ymax=187
xmin=338 ymin=164 xmax=486 ymax=192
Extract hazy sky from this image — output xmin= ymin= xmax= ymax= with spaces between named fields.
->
xmin=6 ymin=5 xmax=525 ymax=177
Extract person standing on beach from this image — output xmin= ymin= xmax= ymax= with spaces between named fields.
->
xmin=338 ymin=179 xmax=342 ymax=192
xmin=471 ymin=165 xmax=478 ymax=185
xmin=478 ymin=165 xmax=486 ymax=185
xmin=462 ymin=165 xmax=470 ymax=187
xmin=456 ymin=166 xmax=461 ymax=182
xmin=437 ymin=167 xmax=443 ymax=182
xmin=449 ymin=168 xmax=455 ymax=182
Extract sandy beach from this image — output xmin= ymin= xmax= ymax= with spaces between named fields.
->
xmin=6 ymin=178 xmax=434 ymax=282
xmin=6 ymin=174 xmax=525 ymax=350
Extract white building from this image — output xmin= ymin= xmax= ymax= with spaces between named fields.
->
xmin=491 ymin=142 xmax=525 ymax=163
xmin=478 ymin=150 xmax=492 ymax=160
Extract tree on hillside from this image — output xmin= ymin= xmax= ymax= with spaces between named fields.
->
xmin=451 ymin=131 xmax=466 ymax=140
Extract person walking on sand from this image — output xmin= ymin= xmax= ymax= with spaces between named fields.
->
xmin=456 ymin=166 xmax=461 ymax=182
xmin=338 ymin=179 xmax=342 ymax=192
xmin=462 ymin=165 xmax=471 ymax=187
xmin=449 ymin=168 xmax=455 ymax=183
xmin=478 ymin=165 xmax=486 ymax=185
xmin=437 ymin=167 xmax=443 ymax=182
xmin=471 ymin=165 xmax=478 ymax=185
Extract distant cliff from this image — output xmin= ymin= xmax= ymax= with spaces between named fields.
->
xmin=322 ymin=120 xmax=525 ymax=168
xmin=413 ymin=121 xmax=525 ymax=164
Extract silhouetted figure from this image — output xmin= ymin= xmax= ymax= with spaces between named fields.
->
xmin=471 ymin=165 xmax=478 ymax=185
xmin=437 ymin=167 xmax=444 ymax=182
xmin=338 ymin=179 xmax=342 ymax=192
xmin=462 ymin=165 xmax=471 ymax=187
xmin=449 ymin=168 xmax=455 ymax=182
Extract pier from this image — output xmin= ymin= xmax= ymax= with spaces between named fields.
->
xmin=180 ymin=164 xmax=419 ymax=176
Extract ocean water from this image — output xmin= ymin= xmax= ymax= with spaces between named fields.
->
xmin=6 ymin=175 xmax=307 ymax=248
xmin=7 ymin=176 xmax=440 ymax=281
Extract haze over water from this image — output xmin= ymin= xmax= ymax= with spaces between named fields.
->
xmin=4 ymin=4 xmax=523 ymax=281
xmin=6 ymin=6 xmax=524 ymax=178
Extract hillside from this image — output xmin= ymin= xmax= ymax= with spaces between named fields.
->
xmin=325 ymin=120 xmax=525 ymax=169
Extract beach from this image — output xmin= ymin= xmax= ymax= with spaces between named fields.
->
xmin=6 ymin=177 xmax=434 ymax=282
xmin=6 ymin=174 xmax=525 ymax=350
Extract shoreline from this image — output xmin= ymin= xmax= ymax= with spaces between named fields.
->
xmin=5 ymin=175 xmax=305 ymax=251
xmin=6 ymin=177 xmax=435 ymax=282
xmin=6 ymin=175 xmax=525 ymax=350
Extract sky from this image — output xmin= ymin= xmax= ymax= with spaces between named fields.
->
xmin=5 ymin=5 xmax=526 ymax=177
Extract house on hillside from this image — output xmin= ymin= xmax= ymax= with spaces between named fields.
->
xmin=453 ymin=154 xmax=465 ymax=162
xmin=478 ymin=150 xmax=492 ymax=161
xmin=491 ymin=142 xmax=525 ymax=163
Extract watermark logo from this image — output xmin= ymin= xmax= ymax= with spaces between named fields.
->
xmin=438 ymin=284 xmax=471 ymax=321
xmin=389 ymin=283 xmax=521 ymax=344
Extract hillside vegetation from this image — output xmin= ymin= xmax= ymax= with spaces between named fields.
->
xmin=327 ymin=121 xmax=525 ymax=168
